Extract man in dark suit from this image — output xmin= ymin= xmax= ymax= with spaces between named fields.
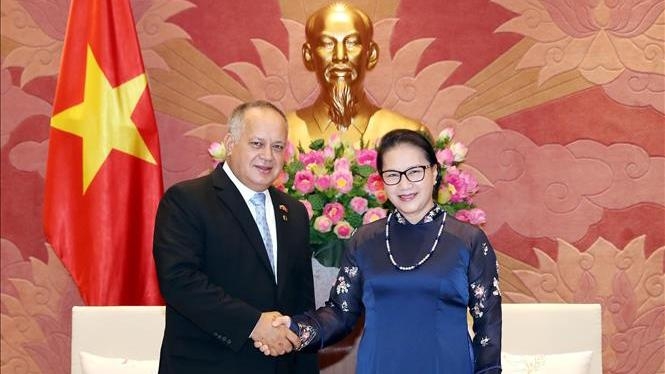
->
xmin=153 ymin=100 xmax=319 ymax=374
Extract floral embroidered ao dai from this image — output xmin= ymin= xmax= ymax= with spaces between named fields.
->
xmin=292 ymin=206 xmax=502 ymax=373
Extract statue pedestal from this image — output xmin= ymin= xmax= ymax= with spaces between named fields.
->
xmin=312 ymin=258 xmax=339 ymax=307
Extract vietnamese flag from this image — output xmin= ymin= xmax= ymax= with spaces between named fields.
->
xmin=44 ymin=0 xmax=163 ymax=305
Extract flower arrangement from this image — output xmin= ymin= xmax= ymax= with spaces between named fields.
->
xmin=209 ymin=129 xmax=485 ymax=267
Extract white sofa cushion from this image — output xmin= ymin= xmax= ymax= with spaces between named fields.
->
xmin=80 ymin=351 xmax=158 ymax=374
xmin=501 ymin=350 xmax=593 ymax=374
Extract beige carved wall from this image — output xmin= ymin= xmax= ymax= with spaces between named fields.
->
xmin=1 ymin=0 xmax=663 ymax=373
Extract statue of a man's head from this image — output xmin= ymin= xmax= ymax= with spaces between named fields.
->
xmin=303 ymin=3 xmax=379 ymax=127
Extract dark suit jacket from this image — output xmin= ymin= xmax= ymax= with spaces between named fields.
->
xmin=153 ymin=165 xmax=319 ymax=374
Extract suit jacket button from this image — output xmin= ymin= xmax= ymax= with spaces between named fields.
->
xmin=227 ymin=338 xmax=232 ymax=345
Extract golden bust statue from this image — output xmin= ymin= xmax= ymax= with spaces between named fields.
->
xmin=288 ymin=3 xmax=427 ymax=149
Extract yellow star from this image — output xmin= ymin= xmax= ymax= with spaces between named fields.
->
xmin=51 ymin=45 xmax=157 ymax=193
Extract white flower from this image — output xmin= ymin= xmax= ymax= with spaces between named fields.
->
xmin=473 ymin=284 xmax=486 ymax=299
xmin=493 ymin=277 xmax=501 ymax=296
xmin=438 ymin=127 xmax=455 ymax=142
xmin=450 ymin=142 xmax=468 ymax=162
xmin=336 ymin=276 xmax=349 ymax=294
xmin=344 ymin=266 xmax=358 ymax=278
xmin=472 ymin=304 xmax=484 ymax=318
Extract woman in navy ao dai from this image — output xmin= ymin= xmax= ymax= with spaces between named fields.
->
xmin=287 ymin=130 xmax=502 ymax=373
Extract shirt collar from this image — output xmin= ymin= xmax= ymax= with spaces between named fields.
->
xmin=394 ymin=204 xmax=444 ymax=225
xmin=222 ymin=162 xmax=268 ymax=204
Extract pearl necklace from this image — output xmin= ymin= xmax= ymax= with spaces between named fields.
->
xmin=385 ymin=210 xmax=447 ymax=271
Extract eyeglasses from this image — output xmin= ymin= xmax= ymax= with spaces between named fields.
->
xmin=380 ymin=164 xmax=434 ymax=186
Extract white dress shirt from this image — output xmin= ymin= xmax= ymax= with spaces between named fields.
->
xmin=222 ymin=163 xmax=278 ymax=281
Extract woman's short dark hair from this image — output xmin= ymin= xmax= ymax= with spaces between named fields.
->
xmin=376 ymin=129 xmax=442 ymax=196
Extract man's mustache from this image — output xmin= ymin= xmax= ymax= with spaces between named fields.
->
xmin=324 ymin=64 xmax=358 ymax=81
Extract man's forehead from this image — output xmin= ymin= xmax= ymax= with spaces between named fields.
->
xmin=311 ymin=8 xmax=369 ymax=36
xmin=242 ymin=115 xmax=287 ymax=138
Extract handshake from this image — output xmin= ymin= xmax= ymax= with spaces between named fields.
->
xmin=249 ymin=311 xmax=298 ymax=356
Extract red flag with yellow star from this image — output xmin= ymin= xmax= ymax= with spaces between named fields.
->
xmin=44 ymin=0 xmax=163 ymax=305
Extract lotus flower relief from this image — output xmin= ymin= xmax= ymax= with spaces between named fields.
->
xmin=1 ymin=241 xmax=84 ymax=374
xmin=1 ymin=0 xmax=194 ymax=86
xmin=493 ymin=0 xmax=665 ymax=86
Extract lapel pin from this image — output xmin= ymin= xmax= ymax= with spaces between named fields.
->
xmin=282 ymin=215 xmax=288 ymax=222
xmin=279 ymin=204 xmax=288 ymax=213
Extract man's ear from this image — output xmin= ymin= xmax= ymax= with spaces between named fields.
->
xmin=223 ymin=133 xmax=235 ymax=157
xmin=366 ymin=41 xmax=379 ymax=70
xmin=302 ymin=43 xmax=315 ymax=71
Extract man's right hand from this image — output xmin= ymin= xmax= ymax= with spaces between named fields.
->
xmin=249 ymin=311 xmax=299 ymax=356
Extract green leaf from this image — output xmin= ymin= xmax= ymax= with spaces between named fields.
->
xmin=355 ymin=165 xmax=374 ymax=177
xmin=335 ymin=146 xmax=345 ymax=159
xmin=308 ymin=194 xmax=325 ymax=211
xmin=312 ymin=239 xmax=348 ymax=267
xmin=309 ymin=139 xmax=325 ymax=150
xmin=346 ymin=212 xmax=362 ymax=228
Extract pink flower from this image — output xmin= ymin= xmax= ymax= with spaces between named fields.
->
xmin=438 ymin=128 xmax=455 ymax=141
xmin=294 ymin=170 xmax=316 ymax=194
xmin=363 ymin=207 xmax=387 ymax=224
xmin=356 ymin=149 xmax=377 ymax=168
xmin=436 ymin=149 xmax=454 ymax=166
xmin=373 ymin=190 xmax=388 ymax=204
xmin=299 ymin=150 xmax=325 ymax=166
xmin=323 ymin=146 xmax=335 ymax=160
xmin=333 ymin=220 xmax=353 ymax=239
xmin=331 ymin=170 xmax=353 ymax=193
xmin=323 ymin=202 xmax=345 ymax=224
xmin=334 ymin=157 xmax=351 ymax=171
xmin=208 ymin=142 xmax=226 ymax=168
xmin=208 ymin=142 xmax=226 ymax=159
xmin=444 ymin=167 xmax=479 ymax=203
xmin=273 ymin=170 xmax=289 ymax=191
xmin=313 ymin=216 xmax=333 ymax=233
xmin=275 ymin=170 xmax=289 ymax=185
xmin=284 ymin=141 xmax=296 ymax=161
xmin=437 ymin=184 xmax=452 ymax=204
xmin=450 ymin=142 xmax=468 ymax=162
xmin=364 ymin=172 xmax=384 ymax=193
xmin=350 ymin=196 xmax=368 ymax=214
xmin=455 ymin=208 xmax=486 ymax=225
xmin=315 ymin=174 xmax=332 ymax=191
xmin=299 ymin=199 xmax=313 ymax=220
xmin=329 ymin=132 xmax=342 ymax=148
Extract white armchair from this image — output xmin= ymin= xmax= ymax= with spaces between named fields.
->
xmin=501 ymin=303 xmax=602 ymax=373
xmin=71 ymin=306 xmax=164 ymax=374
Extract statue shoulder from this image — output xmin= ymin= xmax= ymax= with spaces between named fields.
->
xmin=368 ymin=108 xmax=430 ymax=136
xmin=286 ymin=110 xmax=311 ymax=149
xmin=371 ymin=108 xmax=424 ymax=129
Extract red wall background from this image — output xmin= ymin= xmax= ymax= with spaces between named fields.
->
xmin=1 ymin=0 xmax=663 ymax=372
